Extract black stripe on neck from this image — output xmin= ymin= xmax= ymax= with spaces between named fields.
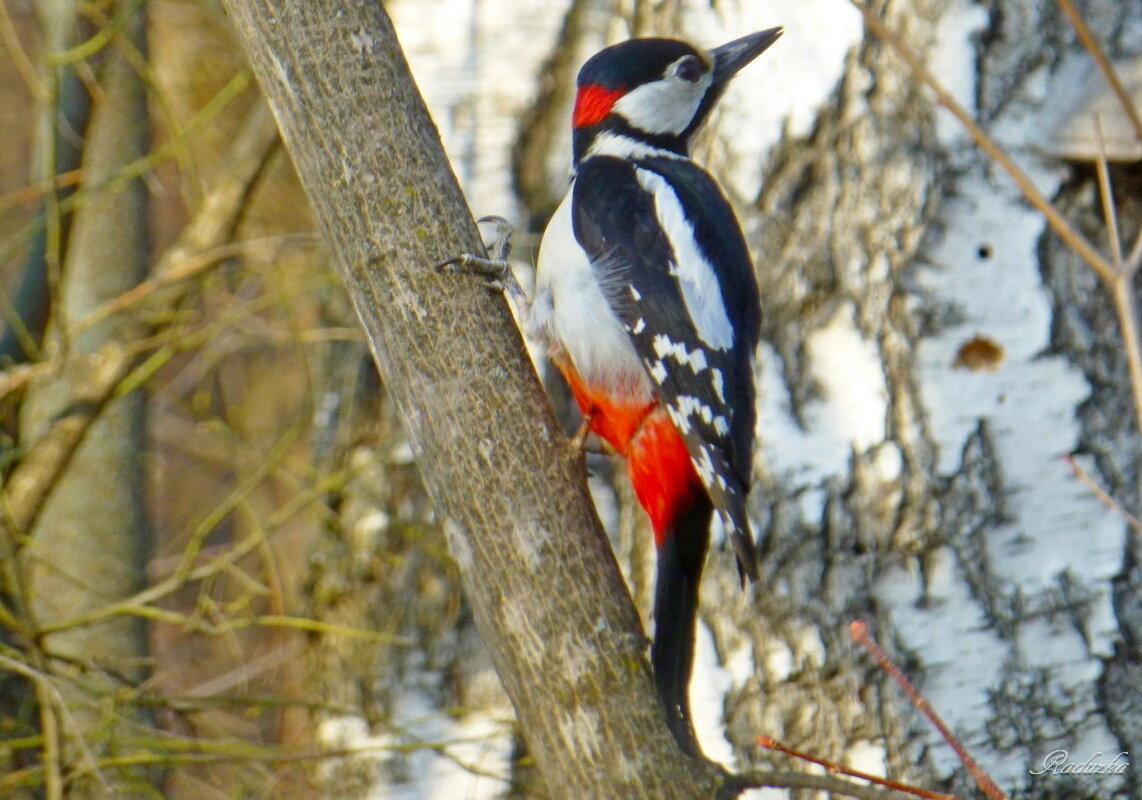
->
xmin=573 ymin=117 xmax=689 ymax=164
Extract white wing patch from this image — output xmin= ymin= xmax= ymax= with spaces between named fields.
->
xmin=710 ymin=368 xmax=726 ymax=404
xmin=634 ymin=168 xmax=734 ymax=350
xmin=652 ymin=333 xmax=708 ymax=373
xmin=675 ymin=394 xmax=717 ymax=427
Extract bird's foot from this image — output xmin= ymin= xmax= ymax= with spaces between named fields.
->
xmin=436 ymin=216 xmax=526 ymax=305
xmin=570 ymin=408 xmax=597 ymax=453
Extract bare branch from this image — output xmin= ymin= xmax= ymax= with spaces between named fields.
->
xmin=2 ymin=100 xmax=278 ymax=540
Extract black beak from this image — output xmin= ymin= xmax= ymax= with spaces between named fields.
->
xmin=710 ymin=27 xmax=783 ymax=87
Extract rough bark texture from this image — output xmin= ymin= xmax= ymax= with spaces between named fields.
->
xmin=218 ymin=1 xmax=724 ymax=797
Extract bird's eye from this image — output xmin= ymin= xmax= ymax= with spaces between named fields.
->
xmin=675 ymin=56 xmax=703 ymax=83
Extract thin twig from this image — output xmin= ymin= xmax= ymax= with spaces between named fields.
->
xmin=1086 ymin=118 xmax=1142 ymax=439
xmin=0 ymin=733 xmax=517 ymax=793
xmin=1063 ymin=454 xmax=1142 ymax=529
xmin=1093 ymin=117 xmax=1123 ymax=267
xmin=1109 ymin=276 xmax=1142 ymax=442
xmin=0 ymin=654 xmax=111 ymax=795
xmin=1054 ymin=0 xmax=1142 ymax=143
xmin=70 ymin=233 xmax=318 ymax=335
xmin=35 ymin=674 xmax=62 ymax=800
xmin=0 ymin=0 xmax=47 ymax=99
xmin=1128 ymin=227 xmax=1142 ymax=276
xmin=0 ymin=361 xmax=51 ymax=400
xmin=732 ymin=767 xmax=925 ymax=800
xmin=850 ymin=622 xmax=1008 ymax=800
xmin=35 ymin=465 xmax=354 ymax=636
xmin=0 ymin=169 xmax=83 ymax=214
xmin=853 ymin=0 xmax=1142 ymax=508
xmin=1 ymin=343 xmax=136 ymax=535
xmin=1 ymin=101 xmax=278 ymax=541
xmin=757 ymin=735 xmax=965 ymax=800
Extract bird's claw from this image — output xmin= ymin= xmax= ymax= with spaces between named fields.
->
xmin=570 ymin=408 xmax=597 ymax=453
xmin=478 ymin=215 xmax=513 ymax=262
xmin=436 ymin=217 xmax=525 ymax=303
xmin=436 ymin=252 xmax=511 ymax=281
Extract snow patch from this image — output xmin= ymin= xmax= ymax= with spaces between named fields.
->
xmin=764 ymin=638 xmax=794 ymax=683
xmin=759 ymin=305 xmax=888 ymax=485
xmin=389 ymin=0 xmax=566 ymax=215
xmin=319 ymin=690 xmax=513 ymax=800
xmin=844 ymin=740 xmax=887 ymax=779
xmin=690 ymin=620 xmax=736 ymax=769
xmin=687 ymin=628 xmax=793 ymax=800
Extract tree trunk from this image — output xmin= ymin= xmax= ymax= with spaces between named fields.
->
xmin=219 ymin=1 xmax=728 ymax=797
xmin=18 ymin=2 xmax=152 ymax=797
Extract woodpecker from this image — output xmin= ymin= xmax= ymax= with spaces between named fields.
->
xmin=445 ymin=27 xmax=780 ymax=757
xmin=536 ymin=30 xmax=781 ymax=755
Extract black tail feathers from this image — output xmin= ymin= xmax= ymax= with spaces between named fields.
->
xmin=651 ymin=497 xmax=713 ymax=757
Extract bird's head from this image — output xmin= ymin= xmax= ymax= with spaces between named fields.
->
xmin=571 ymin=27 xmax=783 ymax=164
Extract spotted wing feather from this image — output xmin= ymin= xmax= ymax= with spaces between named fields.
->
xmin=571 ymin=154 xmax=760 ymax=580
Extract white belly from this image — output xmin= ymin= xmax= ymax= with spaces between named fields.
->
xmin=533 ymin=190 xmax=651 ymax=398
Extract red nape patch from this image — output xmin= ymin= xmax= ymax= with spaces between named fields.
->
xmin=627 ymin=409 xmax=703 ymax=548
xmin=573 ymin=83 xmax=624 ymax=128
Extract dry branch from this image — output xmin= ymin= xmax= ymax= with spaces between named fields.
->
xmin=1 ymin=100 xmax=278 ymax=539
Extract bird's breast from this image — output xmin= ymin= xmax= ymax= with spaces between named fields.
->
xmin=535 ymin=189 xmax=651 ymax=400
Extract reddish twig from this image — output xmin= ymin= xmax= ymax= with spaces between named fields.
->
xmin=757 ymin=734 xmax=965 ymax=800
xmin=850 ymin=622 xmax=1008 ymax=800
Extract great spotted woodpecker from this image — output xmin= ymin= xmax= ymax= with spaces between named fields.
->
xmin=445 ymin=28 xmax=780 ymax=757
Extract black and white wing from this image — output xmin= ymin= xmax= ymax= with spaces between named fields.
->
xmin=572 ymin=154 xmax=761 ymax=580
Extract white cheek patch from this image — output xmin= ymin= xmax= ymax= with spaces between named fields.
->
xmin=611 ymin=72 xmax=711 ymax=135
